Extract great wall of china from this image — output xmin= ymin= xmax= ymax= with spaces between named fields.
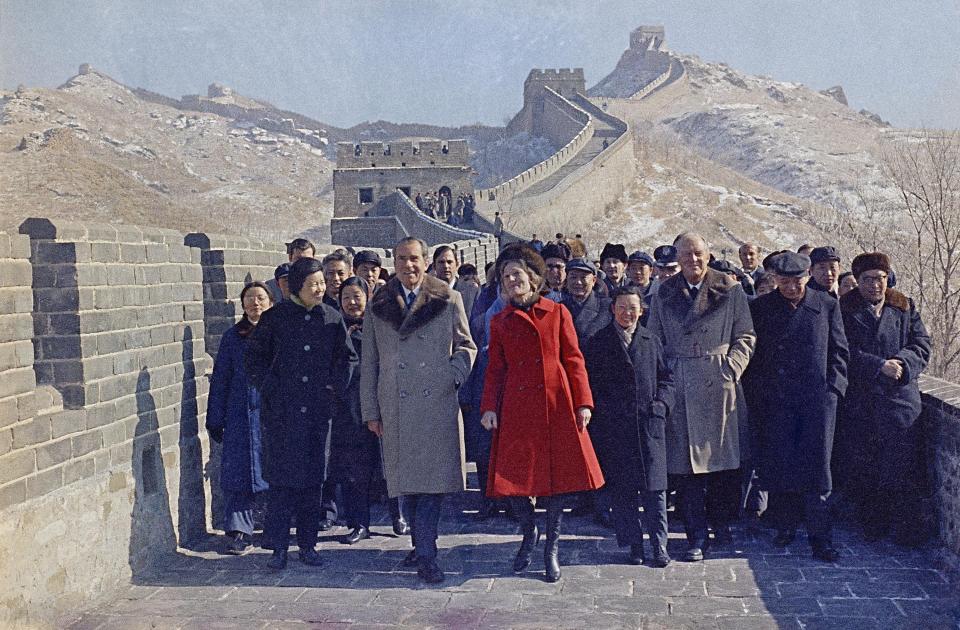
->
xmin=3 ymin=25 xmax=960 ymax=629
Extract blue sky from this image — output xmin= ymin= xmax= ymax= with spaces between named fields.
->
xmin=1 ymin=0 xmax=957 ymax=129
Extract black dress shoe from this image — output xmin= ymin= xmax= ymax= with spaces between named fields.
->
xmin=773 ymin=529 xmax=796 ymax=548
xmin=401 ymin=549 xmax=419 ymax=567
xmin=226 ymin=532 xmax=252 ymax=556
xmin=628 ymin=544 xmax=645 ymax=565
xmin=299 ymin=548 xmax=323 ymax=566
xmin=343 ymin=526 xmax=370 ymax=545
xmin=650 ymin=547 xmax=672 ymax=568
xmin=713 ymin=526 xmax=733 ymax=545
xmin=267 ymin=548 xmax=288 ymax=571
xmin=684 ymin=545 xmax=704 ymax=562
xmin=318 ymin=518 xmax=336 ymax=532
xmin=811 ymin=544 xmax=839 ymax=563
xmin=392 ymin=517 xmax=410 ymax=536
xmin=417 ymin=561 xmax=445 ymax=584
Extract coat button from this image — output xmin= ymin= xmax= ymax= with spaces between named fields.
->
xmin=537 ymin=384 xmax=544 ymax=390
xmin=419 ymin=362 xmax=426 ymax=368
xmin=305 ymin=314 xmax=311 ymax=321
xmin=399 ymin=362 xmax=407 ymax=369
xmin=400 ymin=390 xmax=408 ymax=399
xmin=301 ymin=376 xmax=308 ymax=383
xmin=418 ymin=333 xmax=426 ymax=339
xmin=423 ymin=389 xmax=431 ymax=397
xmin=304 ymin=344 xmax=311 ymax=351
xmin=300 ymin=406 xmax=307 ymax=413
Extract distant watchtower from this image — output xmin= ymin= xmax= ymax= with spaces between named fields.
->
xmin=509 ymin=68 xmax=586 ymax=139
xmin=630 ymin=25 xmax=665 ymax=51
xmin=332 ymin=139 xmax=473 ymax=218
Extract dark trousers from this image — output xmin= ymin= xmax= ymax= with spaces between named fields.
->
xmin=771 ymin=491 xmax=832 ymax=545
xmin=406 ymin=493 xmax=444 ymax=564
xmin=673 ymin=469 xmax=741 ymax=543
xmin=741 ymin=464 xmax=768 ymax=516
xmin=859 ymin=421 xmax=924 ymax=536
xmin=223 ymin=489 xmax=257 ymax=536
xmin=266 ymin=485 xmax=322 ymax=551
xmin=609 ymin=485 xmax=668 ymax=551
xmin=344 ymin=479 xmax=404 ymax=529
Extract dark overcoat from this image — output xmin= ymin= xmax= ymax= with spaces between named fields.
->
xmin=244 ymin=299 xmax=353 ymax=489
xmin=206 ymin=324 xmax=268 ymax=494
xmin=481 ymin=297 xmax=604 ymax=497
xmin=329 ymin=321 xmax=382 ymax=484
xmin=560 ymin=292 xmax=612 ymax=346
xmin=745 ymin=289 xmax=849 ymax=493
xmin=840 ymin=288 xmax=931 ymax=430
xmin=584 ymin=321 xmax=675 ymax=492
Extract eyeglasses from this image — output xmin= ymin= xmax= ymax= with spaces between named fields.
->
xmin=860 ymin=274 xmax=887 ymax=285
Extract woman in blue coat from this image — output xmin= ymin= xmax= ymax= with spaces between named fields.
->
xmin=206 ymin=281 xmax=274 ymax=555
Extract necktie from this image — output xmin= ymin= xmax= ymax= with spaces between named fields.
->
xmin=405 ymin=291 xmax=416 ymax=310
xmin=689 ymin=285 xmax=699 ymax=302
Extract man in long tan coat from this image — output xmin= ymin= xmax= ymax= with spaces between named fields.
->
xmin=361 ymin=237 xmax=476 ymax=584
xmin=648 ymin=232 xmax=755 ymax=562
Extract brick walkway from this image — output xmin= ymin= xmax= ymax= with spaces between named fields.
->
xmin=67 ymin=483 xmax=959 ymax=630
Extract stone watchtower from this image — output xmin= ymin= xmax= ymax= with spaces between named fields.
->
xmin=332 ymin=139 xmax=473 ymax=218
xmin=508 ymin=68 xmax=586 ymax=137
xmin=630 ymin=25 xmax=665 ymax=51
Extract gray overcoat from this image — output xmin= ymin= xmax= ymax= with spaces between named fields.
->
xmin=360 ymin=275 xmax=477 ymax=497
xmin=648 ymin=269 xmax=756 ymax=475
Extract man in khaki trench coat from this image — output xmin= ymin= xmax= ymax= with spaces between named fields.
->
xmin=648 ymin=232 xmax=756 ymax=561
xmin=361 ymin=237 xmax=476 ymax=584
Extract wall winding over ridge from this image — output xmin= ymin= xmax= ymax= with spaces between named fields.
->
xmin=0 ymin=219 xmax=496 ymax=629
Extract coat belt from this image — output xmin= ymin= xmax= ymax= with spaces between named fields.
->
xmin=670 ymin=343 xmax=730 ymax=359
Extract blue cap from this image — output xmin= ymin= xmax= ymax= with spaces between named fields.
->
xmin=809 ymin=246 xmax=841 ymax=265
xmin=274 ymin=263 xmax=291 ymax=280
xmin=628 ymin=251 xmax=655 ymax=266
xmin=565 ymin=257 xmax=597 ymax=275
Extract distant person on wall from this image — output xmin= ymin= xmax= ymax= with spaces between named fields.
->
xmin=206 ymin=281 xmax=275 ymax=556
xmin=360 ymin=237 xmax=476 ymax=584
xmin=245 ymin=257 xmax=354 ymax=571
xmin=493 ymin=212 xmax=504 ymax=246
xmin=481 ymin=244 xmax=604 ymax=583
xmin=415 ymin=192 xmax=424 ymax=213
xmin=529 ymin=234 xmax=544 ymax=253
xmin=585 ymin=286 xmax=675 ymax=567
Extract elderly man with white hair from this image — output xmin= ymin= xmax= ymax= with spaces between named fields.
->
xmin=648 ymin=232 xmax=756 ymax=561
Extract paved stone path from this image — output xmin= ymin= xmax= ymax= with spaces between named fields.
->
xmin=67 ymin=481 xmax=959 ymax=629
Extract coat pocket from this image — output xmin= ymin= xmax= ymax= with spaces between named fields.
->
xmin=648 ymin=413 xmax=666 ymax=440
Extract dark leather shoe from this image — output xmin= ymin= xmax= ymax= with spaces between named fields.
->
xmin=651 ymin=547 xmax=671 ymax=568
xmin=628 ymin=544 xmax=645 ymax=565
xmin=401 ymin=549 xmax=419 ymax=567
xmin=417 ymin=561 xmax=445 ymax=584
xmin=684 ymin=545 xmax=704 ymax=562
xmin=812 ymin=544 xmax=839 ymax=562
xmin=392 ymin=517 xmax=410 ymax=536
xmin=513 ymin=525 xmax=540 ymax=573
xmin=298 ymin=548 xmax=323 ymax=566
xmin=343 ymin=526 xmax=370 ymax=545
xmin=267 ymin=548 xmax=287 ymax=571
xmin=318 ymin=518 xmax=336 ymax=532
xmin=773 ymin=529 xmax=796 ymax=548
xmin=226 ymin=532 xmax=252 ymax=556
xmin=713 ymin=526 xmax=733 ymax=545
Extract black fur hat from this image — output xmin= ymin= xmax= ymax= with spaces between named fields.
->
xmin=851 ymin=252 xmax=891 ymax=279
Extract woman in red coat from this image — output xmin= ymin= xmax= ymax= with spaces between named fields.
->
xmin=481 ymin=244 xmax=604 ymax=582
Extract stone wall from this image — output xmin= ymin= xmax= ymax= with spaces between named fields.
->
xmin=329 ymin=216 xmax=409 ymax=250
xmin=919 ymin=375 xmax=960 ymax=561
xmin=332 ymin=165 xmax=474 ymax=219
xmin=335 ymin=140 xmax=470 ymax=169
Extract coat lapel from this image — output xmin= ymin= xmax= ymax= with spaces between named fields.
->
xmin=370 ymin=275 xmax=453 ymax=336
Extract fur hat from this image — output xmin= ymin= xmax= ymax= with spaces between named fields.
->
xmin=599 ymin=242 xmax=628 ymax=264
xmin=540 ymin=242 xmax=570 ymax=262
xmin=851 ymin=252 xmax=892 ymax=279
xmin=495 ymin=243 xmax=547 ymax=284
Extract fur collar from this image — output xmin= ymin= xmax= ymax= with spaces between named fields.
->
xmin=658 ymin=268 xmax=740 ymax=319
xmin=370 ymin=275 xmax=453 ymax=335
xmin=840 ymin=287 xmax=910 ymax=313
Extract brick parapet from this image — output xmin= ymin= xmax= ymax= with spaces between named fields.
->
xmin=919 ymin=374 xmax=960 ymax=561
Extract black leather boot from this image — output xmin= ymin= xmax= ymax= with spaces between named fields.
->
xmin=543 ymin=500 xmax=562 ymax=583
xmin=513 ymin=507 xmax=540 ymax=573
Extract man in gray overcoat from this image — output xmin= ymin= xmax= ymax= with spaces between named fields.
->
xmin=361 ymin=237 xmax=476 ymax=584
xmin=648 ymin=232 xmax=756 ymax=561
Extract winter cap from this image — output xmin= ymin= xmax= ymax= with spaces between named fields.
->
xmin=627 ymin=250 xmax=655 ymax=266
xmin=565 ymin=257 xmax=598 ymax=275
xmin=851 ymin=252 xmax=892 ymax=279
xmin=352 ymin=250 xmax=382 ymax=268
xmin=599 ymin=242 xmax=628 ymax=264
xmin=768 ymin=252 xmax=812 ymax=277
xmin=809 ymin=246 xmax=841 ymax=265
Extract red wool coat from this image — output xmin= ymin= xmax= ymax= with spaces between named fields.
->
xmin=481 ymin=297 xmax=604 ymax=497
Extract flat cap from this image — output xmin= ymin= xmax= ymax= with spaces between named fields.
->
xmin=809 ymin=246 xmax=841 ymax=265
xmin=769 ymin=252 xmax=811 ymax=277
xmin=628 ymin=250 xmax=655 ymax=266
xmin=352 ymin=250 xmax=382 ymax=268
xmin=566 ymin=257 xmax=597 ymax=275
xmin=273 ymin=263 xmax=291 ymax=280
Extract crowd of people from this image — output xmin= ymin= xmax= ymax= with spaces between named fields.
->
xmin=206 ymin=231 xmax=931 ymax=585
xmin=414 ymin=190 xmax=476 ymax=227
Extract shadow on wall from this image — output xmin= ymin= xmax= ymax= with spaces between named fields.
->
xmin=178 ymin=326 xmax=208 ymax=548
xmin=128 ymin=366 xmax=176 ymax=580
